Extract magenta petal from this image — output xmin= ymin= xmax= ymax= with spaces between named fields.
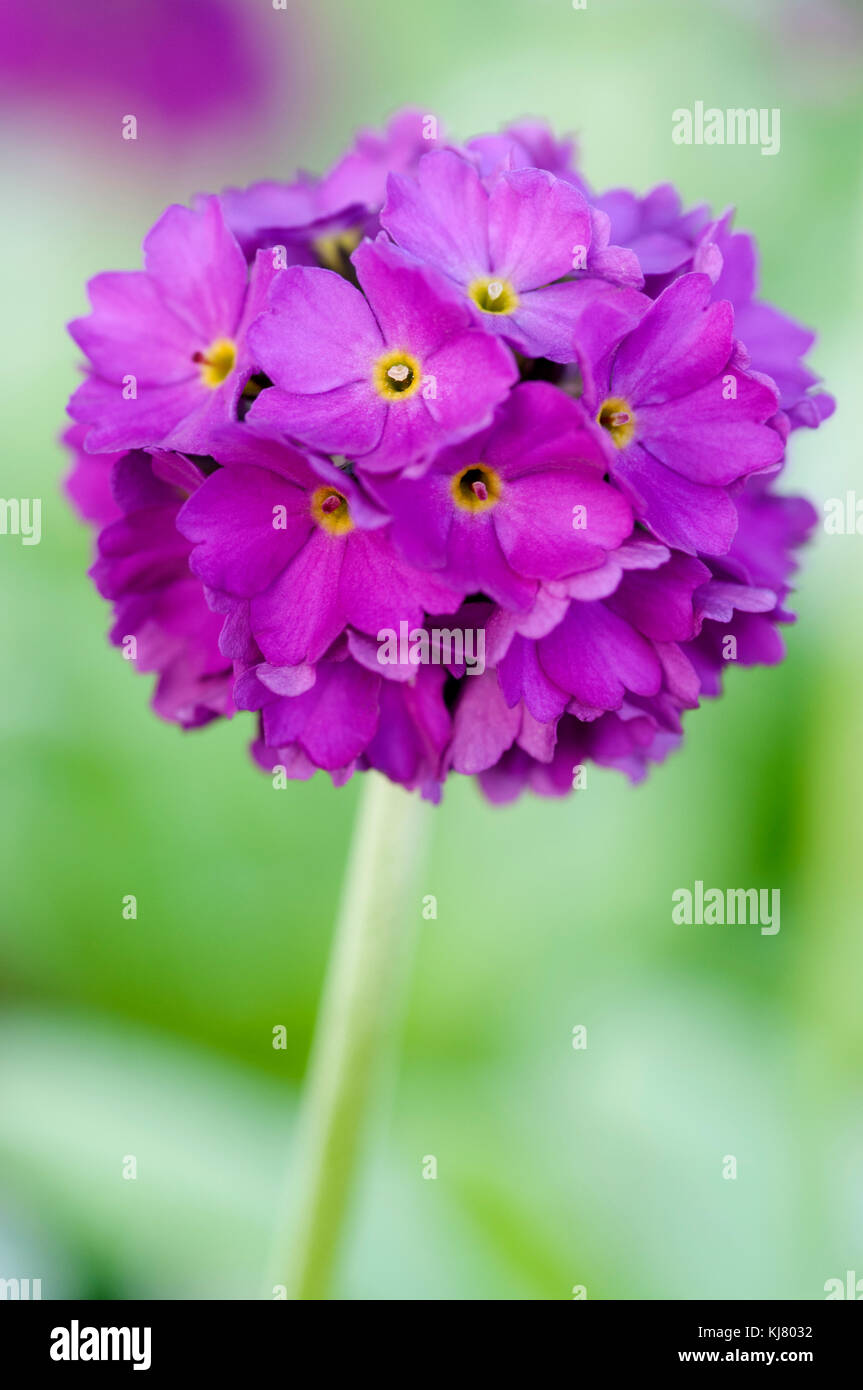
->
xmin=696 ymin=580 xmax=777 ymax=625
xmin=250 ymin=532 xmax=348 ymax=666
xmin=509 ymin=280 xmax=648 ymax=365
xmin=613 ymin=442 xmax=739 ymax=555
xmin=340 ymin=530 xmax=461 ymax=632
xmin=506 ymin=281 xmax=596 ymax=361
xmin=178 ymin=464 xmax=311 ymax=597
xmin=258 ymin=662 xmax=318 ymax=697
xmin=487 ymin=167 xmax=591 ymax=290
xmin=381 ymin=149 xmax=490 ymax=284
xmin=447 ymin=512 xmax=536 ymax=610
xmin=608 ymin=552 xmax=711 ymax=643
xmin=360 ymin=397 xmax=444 ymax=474
xmin=498 ymin=635 xmax=569 ymax=723
xmin=352 ymin=236 xmax=473 ymax=357
xmin=263 ymin=660 xmax=380 ymax=770
xmin=206 ymin=425 xmax=324 ymax=488
xmin=230 ymin=248 xmax=283 ymax=389
xmin=91 ymin=506 xmax=190 ymax=597
xmin=635 ymin=369 xmax=783 ymax=486
xmin=144 ymin=196 xmax=247 ymax=343
xmin=449 ymin=670 xmax=521 ymax=774
xmin=485 ymin=381 xmax=607 ymax=478
xmin=248 ymin=380 xmax=386 ymax=458
xmin=347 ymin=628 xmax=417 ymax=682
xmin=369 ymin=470 xmax=454 ymax=570
xmin=215 ymin=177 xmax=319 ymax=254
xmin=249 ymin=265 xmax=383 ymax=393
xmin=298 ymin=661 xmax=381 ymax=770
xmin=423 ymin=329 xmax=517 ymax=438
xmin=319 ymin=107 xmax=443 ymax=215
xmin=496 ymin=469 xmax=632 ymax=580
xmin=63 ymin=428 xmax=122 ymax=526
xmin=585 ymin=208 xmax=644 ymax=288
xmin=365 ymin=667 xmax=450 ymax=792
xmin=733 ymin=300 xmax=818 ymax=410
xmin=517 ymin=705 xmax=557 ymax=763
xmin=654 ymin=641 xmax=701 ymax=707
xmin=68 ymin=374 xmax=207 ymax=453
xmin=69 ymin=272 xmax=198 ymax=385
xmin=612 ymin=273 xmax=734 ymax=405
xmin=539 ymin=600 xmax=662 ymax=711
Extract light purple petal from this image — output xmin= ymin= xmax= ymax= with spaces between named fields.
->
xmin=144 ymin=196 xmax=247 ymax=341
xmin=613 ymin=442 xmax=739 ymax=555
xmin=381 ymin=149 xmax=490 ymax=284
xmin=249 ymin=265 xmax=382 ymax=393
xmin=487 ymin=167 xmax=590 ymax=290
xmin=612 ymin=273 xmax=734 ymax=405
xmin=248 ymin=380 xmax=385 ymax=458
xmin=68 ymin=374 xmax=206 ymax=453
xmin=496 ymin=469 xmax=632 ymax=580
xmin=353 ymin=236 xmax=474 ymax=358
xmin=68 ymin=272 xmax=198 ymax=384
xmin=449 ymin=670 xmax=521 ymax=774
xmin=635 ymin=368 xmax=783 ymax=486
xmin=178 ymin=464 xmax=311 ymax=597
xmin=250 ymin=531 xmax=348 ymax=666
xmin=539 ymin=601 xmax=662 ymax=710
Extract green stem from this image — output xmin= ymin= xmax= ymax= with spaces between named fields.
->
xmin=273 ymin=771 xmax=430 ymax=1300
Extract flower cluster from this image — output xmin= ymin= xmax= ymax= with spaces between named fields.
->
xmin=65 ymin=109 xmax=833 ymax=801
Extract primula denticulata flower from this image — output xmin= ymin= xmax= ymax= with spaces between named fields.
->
xmin=65 ymin=108 xmax=834 ymax=802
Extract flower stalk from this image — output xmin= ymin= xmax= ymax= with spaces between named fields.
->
xmin=272 ymin=772 xmax=430 ymax=1300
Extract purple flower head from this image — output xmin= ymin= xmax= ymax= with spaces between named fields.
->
xmin=381 ymin=149 xmax=642 ymax=362
xmin=64 ymin=423 xmax=123 ymax=529
xmin=373 ymin=382 xmax=633 ymax=609
xmin=246 ymin=236 xmax=517 ymax=475
xmin=68 ymin=197 xmax=277 ymax=455
xmin=64 ymin=113 xmax=834 ymax=801
xmin=206 ymin=177 xmax=333 ymax=264
xmin=214 ymin=108 xmax=444 ymax=266
xmin=83 ymin=448 xmax=232 ymax=728
xmin=176 ymin=425 xmax=461 ymax=668
xmin=318 ymin=107 xmax=444 ymax=219
xmin=694 ymin=212 xmax=835 ymax=428
xmin=581 ymin=272 xmax=785 ymax=555
xmin=247 ymin=647 xmax=451 ymax=798
xmin=593 ymin=184 xmax=713 ymax=284
xmin=465 ymin=119 xmax=588 ymax=195
xmin=596 ymin=183 xmax=835 ymax=430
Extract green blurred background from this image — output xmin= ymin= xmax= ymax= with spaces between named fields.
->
xmin=1 ymin=0 xmax=861 ymax=1299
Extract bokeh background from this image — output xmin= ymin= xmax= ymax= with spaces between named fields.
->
xmin=1 ymin=0 xmax=861 ymax=1300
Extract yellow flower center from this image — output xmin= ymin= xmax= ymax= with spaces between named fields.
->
xmin=195 ymin=338 xmax=236 ymax=389
xmin=311 ymin=485 xmax=353 ymax=535
xmin=313 ymin=227 xmax=362 ymax=271
xmin=468 ymin=276 xmax=519 ymax=315
xmin=451 ymin=464 xmax=502 ymax=513
xmin=597 ymin=396 xmax=636 ymax=449
xmin=372 ymin=348 xmax=422 ymax=401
